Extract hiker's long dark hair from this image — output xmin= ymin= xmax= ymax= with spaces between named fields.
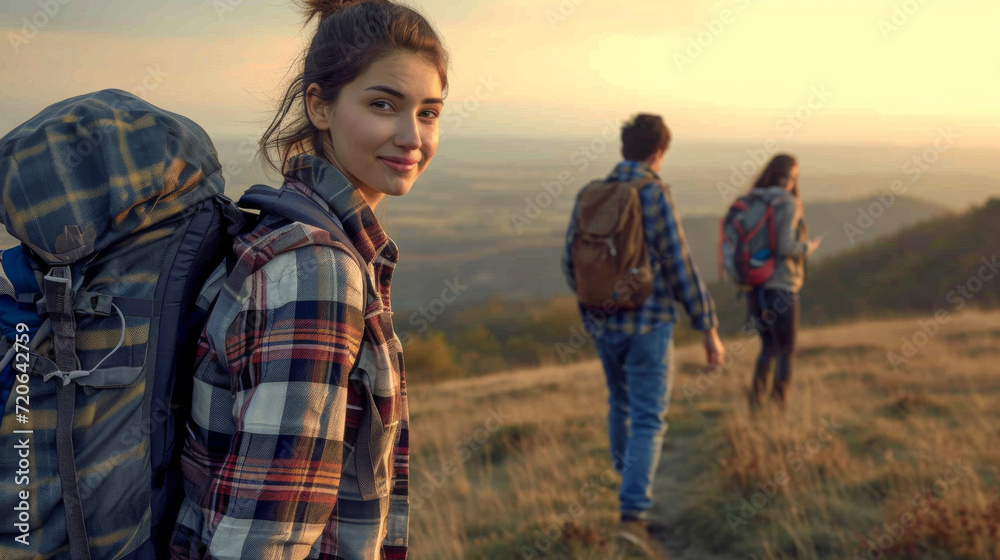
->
xmin=258 ymin=0 xmax=449 ymax=176
xmin=751 ymin=154 xmax=799 ymax=200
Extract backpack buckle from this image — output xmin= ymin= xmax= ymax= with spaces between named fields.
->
xmin=93 ymin=294 xmax=114 ymax=317
xmin=43 ymin=369 xmax=91 ymax=386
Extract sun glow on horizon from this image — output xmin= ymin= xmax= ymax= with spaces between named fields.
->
xmin=0 ymin=0 xmax=997 ymax=146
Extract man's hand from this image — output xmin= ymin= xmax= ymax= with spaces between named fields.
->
xmin=703 ymin=328 xmax=725 ymax=367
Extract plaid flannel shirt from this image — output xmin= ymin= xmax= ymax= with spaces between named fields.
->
xmin=171 ymin=153 xmax=409 ymax=560
xmin=561 ymin=160 xmax=718 ymax=335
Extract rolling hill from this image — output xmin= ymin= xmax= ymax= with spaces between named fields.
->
xmin=681 ymin=194 xmax=950 ymax=284
xmin=798 ymin=197 xmax=1000 ymax=323
xmin=389 ymin=194 xmax=951 ymax=314
xmin=692 ymin=196 xmax=1000 ymax=341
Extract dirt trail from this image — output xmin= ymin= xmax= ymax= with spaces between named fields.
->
xmin=649 ymin=424 xmax=742 ymax=560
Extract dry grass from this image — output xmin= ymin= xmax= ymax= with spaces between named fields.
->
xmin=408 ymin=309 xmax=1000 ymax=559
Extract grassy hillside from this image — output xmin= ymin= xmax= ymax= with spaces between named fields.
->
xmin=408 ymin=309 xmax=1000 ymax=559
xmin=799 ymin=197 xmax=1000 ymax=322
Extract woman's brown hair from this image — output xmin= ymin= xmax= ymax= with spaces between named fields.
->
xmin=751 ymin=153 xmax=799 ymax=200
xmin=258 ymin=0 xmax=449 ymax=176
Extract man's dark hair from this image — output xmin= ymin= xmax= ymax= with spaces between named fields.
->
xmin=621 ymin=114 xmax=671 ymax=161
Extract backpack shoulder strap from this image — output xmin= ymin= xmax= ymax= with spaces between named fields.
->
xmin=237 ymin=184 xmax=373 ymax=374
xmin=753 ymin=189 xmax=792 ymax=207
xmin=774 ymin=192 xmax=795 ymax=207
xmin=625 ymin=176 xmax=657 ymax=190
xmin=576 ymin=176 xmax=657 ymax=207
xmin=237 ymin=185 xmax=371 ymax=300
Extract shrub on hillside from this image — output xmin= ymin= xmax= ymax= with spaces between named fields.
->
xmin=403 ymin=331 xmax=462 ymax=382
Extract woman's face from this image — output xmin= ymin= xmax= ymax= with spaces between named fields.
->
xmin=786 ymin=164 xmax=800 ymax=192
xmin=306 ymin=50 xmax=444 ymax=208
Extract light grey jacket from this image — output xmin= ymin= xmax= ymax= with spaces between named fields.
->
xmin=754 ymin=186 xmax=812 ymax=292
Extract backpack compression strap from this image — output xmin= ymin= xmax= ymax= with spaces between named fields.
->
xmin=43 ymin=266 xmax=93 ymax=560
xmin=237 ymin=185 xmax=371 ymax=300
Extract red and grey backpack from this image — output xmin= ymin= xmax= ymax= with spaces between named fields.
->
xmin=718 ymin=192 xmax=784 ymax=287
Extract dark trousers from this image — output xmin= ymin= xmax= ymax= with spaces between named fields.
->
xmin=746 ymin=287 xmax=799 ymax=407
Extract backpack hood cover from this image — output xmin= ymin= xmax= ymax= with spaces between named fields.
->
xmin=0 ymin=88 xmax=224 ymax=265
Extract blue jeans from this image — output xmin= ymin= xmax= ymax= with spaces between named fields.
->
xmin=593 ymin=321 xmax=675 ymax=518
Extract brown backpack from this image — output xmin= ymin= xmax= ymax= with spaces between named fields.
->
xmin=570 ymin=178 xmax=655 ymax=311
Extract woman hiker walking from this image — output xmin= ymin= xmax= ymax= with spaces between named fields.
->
xmin=745 ymin=154 xmax=822 ymax=411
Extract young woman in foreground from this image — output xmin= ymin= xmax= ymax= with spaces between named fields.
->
xmin=171 ymin=1 xmax=448 ymax=558
xmin=746 ymin=154 xmax=821 ymax=411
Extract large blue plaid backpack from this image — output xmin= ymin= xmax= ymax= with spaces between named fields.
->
xmin=0 ymin=90 xmax=367 ymax=559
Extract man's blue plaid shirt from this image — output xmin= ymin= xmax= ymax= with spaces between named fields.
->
xmin=561 ymin=160 xmax=718 ymax=336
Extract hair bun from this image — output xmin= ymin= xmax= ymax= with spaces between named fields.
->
xmin=296 ymin=0 xmax=364 ymax=25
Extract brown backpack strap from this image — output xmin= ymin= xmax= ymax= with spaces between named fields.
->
xmin=575 ymin=176 xmax=657 ymax=202
xmin=625 ymin=176 xmax=658 ymax=189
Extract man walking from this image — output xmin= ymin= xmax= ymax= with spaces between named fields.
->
xmin=561 ymin=113 xmax=725 ymax=559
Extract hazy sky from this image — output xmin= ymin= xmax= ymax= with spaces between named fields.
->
xmin=2 ymin=0 xmax=998 ymax=146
